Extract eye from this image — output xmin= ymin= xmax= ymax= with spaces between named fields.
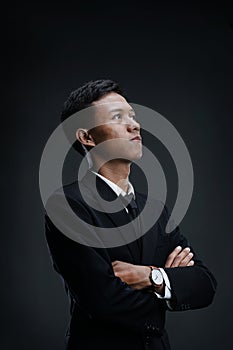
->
xmin=129 ymin=114 xmax=137 ymax=121
xmin=112 ymin=114 xmax=121 ymax=120
xmin=129 ymin=114 xmax=138 ymax=122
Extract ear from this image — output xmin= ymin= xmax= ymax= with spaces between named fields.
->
xmin=75 ymin=128 xmax=95 ymax=147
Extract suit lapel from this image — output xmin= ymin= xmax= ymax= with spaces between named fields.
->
xmin=81 ymin=171 xmax=160 ymax=265
xmin=135 ymin=193 xmax=160 ymax=265
xmin=81 ymin=171 xmax=141 ymax=264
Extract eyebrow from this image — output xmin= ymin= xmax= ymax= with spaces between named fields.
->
xmin=109 ymin=108 xmax=135 ymax=113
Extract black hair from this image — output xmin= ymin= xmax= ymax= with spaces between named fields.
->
xmin=61 ymin=79 xmax=126 ymax=156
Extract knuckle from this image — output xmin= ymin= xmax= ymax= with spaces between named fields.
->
xmin=167 ymin=255 xmax=174 ymax=261
xmin=174 ymin=255 xmax=182 ymax=262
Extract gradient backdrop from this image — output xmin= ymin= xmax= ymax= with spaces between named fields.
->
xmin=4 ymin=2 xmax=233 ymax=349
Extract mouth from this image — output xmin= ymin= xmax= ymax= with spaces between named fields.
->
xmin=130 ymin=136 xmax=142 ymax=142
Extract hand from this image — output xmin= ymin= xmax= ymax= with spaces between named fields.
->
xmin=112 ymin=260 xmax=151 ymax=290
xmin=165 ymin=246 xmax=194 ymax=268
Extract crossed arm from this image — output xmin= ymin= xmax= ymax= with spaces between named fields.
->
xmin=112 ymin=246 xmax=194 ymax=293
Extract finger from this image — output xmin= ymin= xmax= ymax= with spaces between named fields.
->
xmin=112 ymin=261 xmax=128 ymax=271
xmin=179 ymin=252 xmax=193 ymax=267
xmin=113 ymin=264 xmax=124 ymax=273
xmin=187 ymin=260 xmax=194 ymax=267
xmin=170 ymin=247 xmax=191 ymax=267
xmin=130 ymin=284 xmax=141 ymax=290
xmin=170 ymin=247 xmax=190 ymax=267
xmin=165 ymin=246 xmax=182 ymax=267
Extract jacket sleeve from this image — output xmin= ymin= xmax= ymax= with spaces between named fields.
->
xmin=45 ymin=191 xmax=166 ymax=336
xmin=161 ymin=206 xmax=217 ymax=311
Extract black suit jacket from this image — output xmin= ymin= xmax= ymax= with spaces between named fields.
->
xmin=45 ymin=171 xmax=217 ymax=350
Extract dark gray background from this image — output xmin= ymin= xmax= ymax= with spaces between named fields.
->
xmin=3 ymin=2 xmax=233 ymax=349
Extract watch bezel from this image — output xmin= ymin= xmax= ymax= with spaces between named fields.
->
xmin=149 ymin=268 xmax=163 ymax=286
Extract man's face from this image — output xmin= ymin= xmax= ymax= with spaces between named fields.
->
xmin=89 ymin=92 xmax=142 ymax=162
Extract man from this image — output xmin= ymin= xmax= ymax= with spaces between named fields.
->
xmin=45 ymin=79 xmax=216 ymax=350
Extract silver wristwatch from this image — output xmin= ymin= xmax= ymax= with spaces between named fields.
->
xmin=149 ymin=268 xmax=163 ymax=287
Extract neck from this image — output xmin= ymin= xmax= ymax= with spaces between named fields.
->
xmin=93 ymin=159 xmax=131 ymax=193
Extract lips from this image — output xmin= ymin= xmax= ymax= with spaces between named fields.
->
xmin=130 ymin=136 xmax=142 ymax=142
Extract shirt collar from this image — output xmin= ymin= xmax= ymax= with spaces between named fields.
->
xmin=91 ymin=171 xmax=135 ymax=198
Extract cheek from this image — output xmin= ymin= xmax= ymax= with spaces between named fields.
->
xmin=90 ymin=127 xmax=108 ymax=143
xmin=92 ymin=126 xmax=124 ymax=143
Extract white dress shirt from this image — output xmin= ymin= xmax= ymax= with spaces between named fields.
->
xmin=92 ymin=171 xmax=172 ymax=302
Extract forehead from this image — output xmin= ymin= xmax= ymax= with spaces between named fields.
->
xmin=92 ymin=92 xmax=132 ymax=115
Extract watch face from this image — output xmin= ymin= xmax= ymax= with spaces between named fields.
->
xmin=152 ymin=269 xmax=163 ymax=285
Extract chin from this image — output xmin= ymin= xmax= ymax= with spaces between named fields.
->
xmin=129 ymin=151 xmax=143 ymax=161
xmin=135 ymin=154 xmax=143 ymax=161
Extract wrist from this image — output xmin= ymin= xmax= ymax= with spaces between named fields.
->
xmin=154 ymin=282 xmax=165 ymax=296
xmin=145 ymin=266 xmax=153 ymax=287
xmin=148 ymin=267 xmax=164 ymax=293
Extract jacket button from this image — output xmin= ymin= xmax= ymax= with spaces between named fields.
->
xmin=145 ymin=335 xmax=150 ymax=345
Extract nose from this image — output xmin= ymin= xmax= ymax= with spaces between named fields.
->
xmin=127 ymin=119 xmax=140 ymax=133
